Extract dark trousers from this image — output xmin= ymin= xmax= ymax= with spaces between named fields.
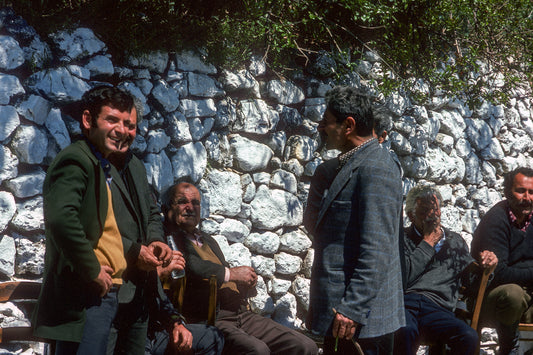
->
xmin=145 ymin=324 xmax=224 ymax=355
xmin=108 ymin=295 xmax=150 ymax=355
xmin=55 ymin=288 xmax=119 ymax=355
xmin=323 ymin=332 xmax=394 ymax=355
xmin=394 ymin=293 xmax=478 ymax=355
xmin=215 ymin=308 xmax=318 ymax=355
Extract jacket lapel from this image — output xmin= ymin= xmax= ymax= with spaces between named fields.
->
xmin=78 ymin=140 xmax=107 ymax=232
xmin=315 ymin=141 xmax=377 ymax=230
xmin=109 ymin=165 xmax=143 ymax=230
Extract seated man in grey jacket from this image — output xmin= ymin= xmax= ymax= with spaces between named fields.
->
xmin=394 ymin=184 xmax=497 ymax=355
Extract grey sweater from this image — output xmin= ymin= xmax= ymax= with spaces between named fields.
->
xmin=404 ymin=225 xmax=475 ymax=311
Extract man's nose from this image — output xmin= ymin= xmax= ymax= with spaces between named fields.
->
xmin=115 ymin=121 xmax=127 ymax=136
xmin=429 ymin=205 xmax=440 ymax=216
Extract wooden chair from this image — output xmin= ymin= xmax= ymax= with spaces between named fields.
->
xmin=517 ymin=320 xmax=533 ymax=353
xmin=470 ymin=261 xmax=496 ymax=333
xmin=0 ymin=281 xmax=54 ymax=354
xmin=163 ymin=275 xmax=218 ymax=326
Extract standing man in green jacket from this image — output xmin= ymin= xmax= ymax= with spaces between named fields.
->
xmin=33 ymin=86 xmax=172 ymax=355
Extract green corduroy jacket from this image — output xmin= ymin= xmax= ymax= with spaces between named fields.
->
xmin=33 ymin=139 xmax=164 ymax=342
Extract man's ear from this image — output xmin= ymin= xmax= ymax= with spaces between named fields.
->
xmin=82 ymin=110 xmax=92 ymax=130
xmin=407 ymin=211 xmax=415 ymax=223
xmin=378 ymin=131 xmax=388 ymax=143
xmin=344 ymin=116 xmax=356 ymax=135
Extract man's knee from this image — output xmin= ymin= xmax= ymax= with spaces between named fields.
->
xmin=292 ymin=331 xmax=318 ymax=354
xmin=184 ymin=324 xmax=224 ymax=354
xmin=394 ymin=325 xmax=419 ymax=353
xmin=494 ymin=284 xmax=529 ymax=307
xmin=399 ymin=322 xmax=420 ymax=339
xmin=197 ymin=325 xmax=225 ymax=354
xmin=486 ymin=284 xmax=529 ymax=325
xmin=223 ymin=334 xmax=270 ymax=355
xmin=458 ymin=326 xmax=479 ymax=347
xmin=244 ymin=340 xmax=270 ymax=354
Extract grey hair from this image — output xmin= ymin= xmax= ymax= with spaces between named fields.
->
xmin=132 ymin=96 xmax=143 ymax=124
xmin=405 ymin=184 xmax=443 ymax=215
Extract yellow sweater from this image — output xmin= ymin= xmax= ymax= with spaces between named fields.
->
xmin=93 ymin=184 xmax=127 ymax=284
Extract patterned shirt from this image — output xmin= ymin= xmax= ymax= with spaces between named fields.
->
xmin=337 ymin=137 xmax=377 ymax=168
xmin=507 ymin=201 xmax=533 ymax=232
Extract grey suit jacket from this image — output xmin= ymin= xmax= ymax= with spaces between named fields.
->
xmin=308 ymin=140 xmax=405 ymax=339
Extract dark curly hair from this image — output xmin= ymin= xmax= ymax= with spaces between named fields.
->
xmin=80 ymin=85 xmax=137 ymax=128
xmin=325 ymin=86 xmax=375 ymax=136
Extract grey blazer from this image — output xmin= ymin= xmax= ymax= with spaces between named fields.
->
xmin=308 ymin=140 xmax=405 ymax=339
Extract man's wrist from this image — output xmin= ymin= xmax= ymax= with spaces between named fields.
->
xmin=224 ymin=267 xmax=230 ymax=282
xmin=170 ymin=314 xmax=186 ymax=326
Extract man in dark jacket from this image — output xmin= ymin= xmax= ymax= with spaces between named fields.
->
xmin=395 ymin=184 xmax=497 ymax=355
xmin=471 ymin=167 xmax=533 ymax=355
xmin=162 ymin=181 xmax=318 ymax=355
xmin=306 ymin=86 xmax=404 ymax=355
xmin=33 ymin=86 xmax=172 ymax=354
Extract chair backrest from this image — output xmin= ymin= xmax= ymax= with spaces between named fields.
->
xmin=164 ymin=276 xmax=187 ymax=314
xmin=0 ymin=280 xmax=53 ymax=352
xmin=207 ymin=275 xmax=217 ymax=326
xmin=164 ymin=275 xmax=218 ymax=326
xmin=470 ymin=261 xmax=496 ymax=333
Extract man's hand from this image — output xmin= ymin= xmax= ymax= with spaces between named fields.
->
xmin=229 ymin=266 xmax=257 ymax=288
xmin=137 ymin=245 xmax=163 ymax=271
xmin=332 ymin=311 xmax=358 ymax=340
xmin=157 ymin=250 xmax=186 ymax=279
xmin=93 ymin=265 xmax=113 ymax=297
xmin=421 ymin=207 xmax=443 ymax=247
xmin=170 ymin=323 xmax=193 ymax=352
xmin=479 ymin=250 xmax=498 ymax=269
xmin=423 ymin=226 xmax=443 ymax=247
xmin=137 ymin=241 xmax=173 ymax=271
xmin=149 ymin=241 xmax=172 ymax=264
xmin=418 ymin=195 xmax=443 ymax=247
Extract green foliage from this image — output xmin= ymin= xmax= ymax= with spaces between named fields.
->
xmin=9 ymin=0 xmax=533 ymax=104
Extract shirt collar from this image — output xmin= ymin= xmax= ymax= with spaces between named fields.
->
xmin=507 ymin=201 xmax=533 ymax=232
xmin=82 ymin=135 xmax=112 ymax=185
xmin=337 ymin=137 xmax=376 ymax=169
xmin=179 ymin=227 xmax=202 ymax=246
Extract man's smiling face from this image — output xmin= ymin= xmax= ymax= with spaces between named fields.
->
xmin=83 ymin=105 xmax=137 ymax=158
xmin=508 ymin=172 xmax=533 ymax=223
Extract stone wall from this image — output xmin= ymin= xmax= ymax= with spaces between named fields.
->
xmin=1 ymin=7 xmax=532 ymax=354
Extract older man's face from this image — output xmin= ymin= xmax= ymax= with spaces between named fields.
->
xmin=411 ymin=194 xmax=441 ymax=233
xmin=508 ymin=173 xmax=533 ymax=222
xmin=167 ymin=184 xmax=201 ymax=233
